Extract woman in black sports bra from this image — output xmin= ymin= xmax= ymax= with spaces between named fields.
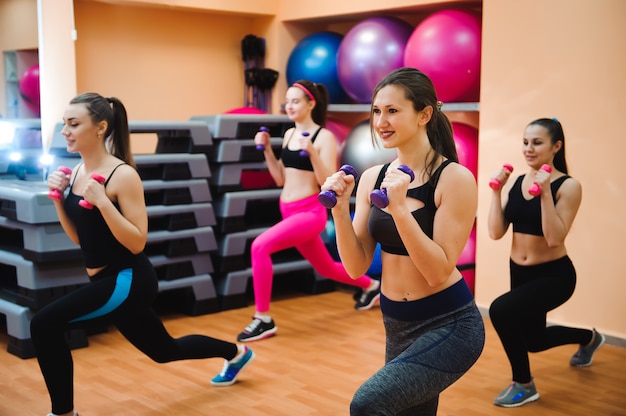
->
xmin=322 ymin=68 xmax=485 ymax=415
xmin=34 ymin=93 xmax=254 ymax=416
xmin=237 ymin=80 xmax=381 ymax=342
xmin=488 ymin=118 xmax=604 ymax=407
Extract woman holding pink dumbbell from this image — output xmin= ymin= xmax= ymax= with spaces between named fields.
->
xmin=488 ymin=118 xmax=604 ymax=408
xmin=34 ymin=93 xmax=254 ymax=416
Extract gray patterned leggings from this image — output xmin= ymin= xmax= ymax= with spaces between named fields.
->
xmin=350 ymin=301 xmax=485 ymax=416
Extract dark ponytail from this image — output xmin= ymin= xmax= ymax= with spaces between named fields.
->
xmin=70 ymin=92 xmax=135 ymax=168
xmin=292 ymin=80 xmax=329 ymax=127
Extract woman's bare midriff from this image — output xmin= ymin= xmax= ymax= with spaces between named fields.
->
xmin=280 ymin=168 xmax=320 ymax=202
xmin=380 ymin=252 xmax=461 ymax=302
xmin=510 ymin=232 xmax=567 ymax=265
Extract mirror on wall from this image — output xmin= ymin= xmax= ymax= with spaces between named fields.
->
xmin=0 ymin=0 xmax=39 ymax=119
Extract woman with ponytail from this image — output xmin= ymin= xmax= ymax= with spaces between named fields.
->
xmin=321 ymin=68 xmax=484 ymax=415
xmin=34 ymin=93 xmax=254 ymax=416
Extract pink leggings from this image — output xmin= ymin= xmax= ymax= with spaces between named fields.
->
xmin=250 ymin=194 xmax=372 ymax=312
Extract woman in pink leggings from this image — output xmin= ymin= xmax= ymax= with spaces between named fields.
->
xmin=237 ymin=80 xmax=380 ymax=342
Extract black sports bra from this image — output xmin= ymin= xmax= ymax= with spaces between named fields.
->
xmin=65 ymin=163 xmax=134 ymax=268
xmin=368 ymin=160 xmax=453 ymax=255
xmin=280 ymin=127 xmax=322 ymax=171
xmin=504 ymin=174 xmax=570 ymax=236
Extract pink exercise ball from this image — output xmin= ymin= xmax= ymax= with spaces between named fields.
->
xmin=326 ymin=117 xmax=351 ymax=148
xmin=452 ymin=122 xmax=478 ymax=179
xmin=19 ymin=65 xmax=40 ymax=115
xmin=404 ymin=9 xmax=481 ymax=102
xmin=337 ymin=17 xmax=413 ymax=104
xmin=224 ymin=106 xmax=267 ymax=114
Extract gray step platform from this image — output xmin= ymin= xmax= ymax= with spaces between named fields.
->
xmin=135 ymin=153 xmax=210 ymax=181
xmin=213 ymin=188 xmax=281 ymax=234
xmin=210 ymin=161 xmax=277 ymax=194
xmin=208 ymin=137 xmax=283 ymax=163
xmin=212 ymin=221 xmax=335 ymax=273
xmin=213 ymin=259 xmax=335 ymax=310
xmin=149 ymin=253 xmax=214 ymax=281
xmin=0 ymin=297 xmax=88 ymax=359
xmin=0 ymin=179 xmax=57 ymax=224
xmin=191 ymin=114 xmax=293 ymax=140
xmin=50 ymin=120 xmax=213 ymax=156
xmin=143 ymin=179 xmax=212 ymax=205
xmin=156 ymin=274 xmax=218 ymax=316
xmin=0 ymin=215 xmax=79 ymax=262
xmin=145 ymin=226 xmax=217 ymax=257
xmin=147 ymin=203 xmax=216 ymax=232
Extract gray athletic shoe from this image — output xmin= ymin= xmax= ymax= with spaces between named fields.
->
xmin=570 ymin=328 xmax=605 ymax=367
xmin=494 ymin=380 xmax=540 ymax=407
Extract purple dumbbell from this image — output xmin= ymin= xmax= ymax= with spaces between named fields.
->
xmin=318 ymin=165 xmax=358 ymax=208
xmin=370 ymin=165 xmax=415 ymax=209
xmin=256 ymin=126 xmax=269 ymax=151
xmin=299 ymin=131 xmax=310 ymax=157
xmin=78 ymin=173 xmax=106 ymax=209
xmin=48 ymin=166 xmax=72 ymax=201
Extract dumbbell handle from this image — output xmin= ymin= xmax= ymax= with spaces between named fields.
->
xmin=489 ymin=163 xmax=514 ymax=190
xmin=318 ymin=165 xmax=358 ymax=208
xmin=299 ymin=131 xmax=310 ymax=157
xmin=78 ymin=173 xmax=106 ymax=209
xmin=528 ymin=164 xmax=552 ymax=197
xmin=48 ymin=166 xmax=72 ymax=201
xmin=256 ymin=126 xmax=269 ymax=151
xmin=370 ymin=165 xmax=415 ymax=209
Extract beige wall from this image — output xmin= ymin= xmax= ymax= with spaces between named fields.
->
xmin=477 ymin=0 xmax=626 ymax=342
xmin=29 ymin=0 xmax=626 ymax=342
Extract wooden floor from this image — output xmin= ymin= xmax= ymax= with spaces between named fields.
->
xmin=1 ymin=286 xmax=625 ymax=416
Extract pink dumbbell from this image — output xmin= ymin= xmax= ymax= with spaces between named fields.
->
xmin=48 ymin=166 xmax=72 ymax=201
xmin=528 ymin=164 xmax=552 ymax=197
xmin=256 ymin=126 xmax=269 ymax=151
xmin=318 ymin=165 xmax=358 ymax=208
xmin=78 ymin=173 xmax=106 ymax=209
xmin=489 ymin=163 xmax=514 ymax=190
xmin=299 ymin=131 xmax=310 ymax=157
xmin=370 ymin=165 xmax=415 ymax=209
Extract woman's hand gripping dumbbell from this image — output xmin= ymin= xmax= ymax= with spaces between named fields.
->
xmin=298 ymin=131 xmax=310 ymax=157
xmin=47 ymin=166 xmax=72 ymax=201
xmin=255 ymin=126 xmax=270 ymax=151
xmin=78 ymin=173 xmax=106 ymax=209
xmin=370 ymin=165 xmax=415 ymax=209
xmin=528 ymin=164 xmax=552 ymax=197
xmin=318 ymin=165 xmax=358 ymax=208
xmin=489 ymin=163 xmax=514 ymax=190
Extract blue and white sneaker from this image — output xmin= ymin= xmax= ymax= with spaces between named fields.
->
xmin=211 ymin=346 xmax=255 ymax=386
xmin=493 ymin=380 xmax=539 ymax=407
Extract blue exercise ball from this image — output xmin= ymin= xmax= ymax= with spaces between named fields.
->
xmin=286 ymin=31 xmax=351 ymax=104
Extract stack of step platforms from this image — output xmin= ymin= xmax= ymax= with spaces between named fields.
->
xmin=0 ymin=179 xmax=91 ymax=358
xmin=191 ymin=114 xmax=336 ymax=310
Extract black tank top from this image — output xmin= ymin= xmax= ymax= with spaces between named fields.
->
xmin=64 ymin=163 xmax=134 ymax=268
xmin=280 ymin=127 xmax=322 ymax=171
xmin=504 ymin=174 xmax=570 ymax=236
xmin=368 ymin=160 xmax=453 ymax=255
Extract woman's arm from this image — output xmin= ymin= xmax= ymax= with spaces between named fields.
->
xmin=389 ymin=163 xmax=477 ymax=287
xmin=329 ymin=166 xmax=378 ymax=278
xmin=540 ymin=177 xmax=582 ymax=247
xmin=306 ymin=129 xmax=339 ymax=186
xmin=48 ymin=168 xmax=79 ymax=245
xmin=261 ymin=129 xmax=288 ymax=187
xmin=84 ymin=165 xmax=148 ymax=254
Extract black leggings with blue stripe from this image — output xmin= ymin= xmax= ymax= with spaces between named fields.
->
xmin=31 ymin=253 xmax=237 ymax=415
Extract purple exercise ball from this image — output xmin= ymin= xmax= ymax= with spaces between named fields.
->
xmin=337 ymin=17 xmax=413 ymax=104
xmin=404 ymin=9 xmax=481 ymax=102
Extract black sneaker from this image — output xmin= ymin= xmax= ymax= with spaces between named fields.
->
xmin=237 ymin=316 xmax=277 ymax=342
xmin=354 ymin=284 xmax=381 ymax=310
